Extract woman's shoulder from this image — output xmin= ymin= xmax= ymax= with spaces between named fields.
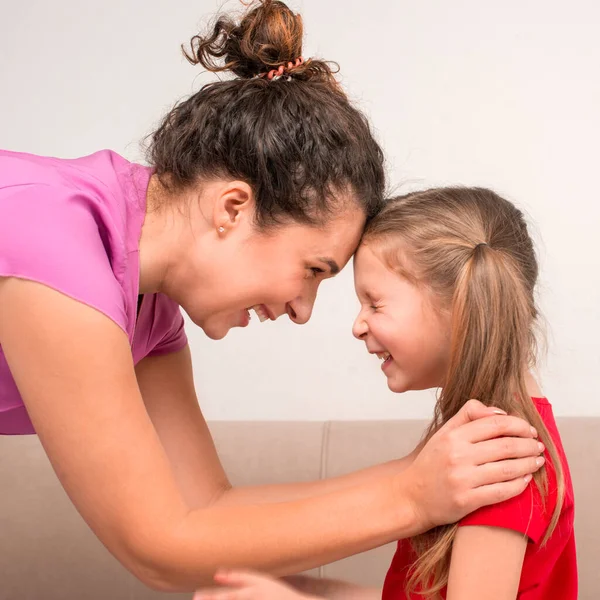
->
xmin=0 ymin=150 xmax=152 ymax=339
xmin=0 ymin=149 xmax=150 ymax=214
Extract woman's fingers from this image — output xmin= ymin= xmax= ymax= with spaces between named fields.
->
xmin=460 ymin=414 xmax=538 ymax=444
xmin=468 ymin=474 xmax=536 ymax=512
xmin=194 ymin=570 xmax=260 ymax=599
xmin=195 ymin=588 xmax=249 ymax=600
xmin=440 ymin=400 xmax=538 ymax=443
xmin=474 ymin=455 xmax=545 ymax=488
xmin=195 ymin=570 xmax=308 ymax=600
xmin=213 ymin=569 xmax=263 ymax=587
xmin=471 ymin=437 xmax=544 ymax=465
xmin=440 ymin=399 xmax=506 ymax=431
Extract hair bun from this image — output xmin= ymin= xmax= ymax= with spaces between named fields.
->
xmin=184 ymin=1 xmax=302 ymax=78
xmin=183 ymin=0 xmax=339 ymax=86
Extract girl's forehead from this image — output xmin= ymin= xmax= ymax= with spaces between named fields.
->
xmin=355 ymin=243 xmax=398 ymax=276
xmin=354 ymin=248 xmax=401 ymax=291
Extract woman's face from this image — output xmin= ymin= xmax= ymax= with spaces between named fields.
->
xmin=166 ymin=181 xmax=366 ymax=340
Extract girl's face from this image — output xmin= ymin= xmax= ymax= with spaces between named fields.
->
xmin=352 ymin=243 xmax=451 ymax=393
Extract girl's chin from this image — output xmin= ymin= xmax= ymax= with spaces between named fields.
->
xmin=387 ymin=377 xmax=442 ymax=394
xmin=385 ymin=370 xmax=439 ymax=394
xmin=388 ymin=380 xmax=411 ymax=394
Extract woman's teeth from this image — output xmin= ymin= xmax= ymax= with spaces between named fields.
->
xmin=251 ymin=305 xmax=269 ymax=322
xmin=376 ymin=351 xmax=391 ymax=362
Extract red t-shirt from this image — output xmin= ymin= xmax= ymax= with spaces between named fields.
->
xmin=382 ymin=398 xmax=577 ymax=599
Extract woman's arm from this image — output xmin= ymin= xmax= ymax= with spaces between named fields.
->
xmin=0 ymin=280 xmax=410 ymax=588
xmin=446 ymin=526 xmax=527 ymax=600
xmin=0 ymin=279 xmax=541 ymax=591
xmin=136 ymin=347 xmax=419 ymax=508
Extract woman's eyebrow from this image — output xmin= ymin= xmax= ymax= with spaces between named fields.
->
xmin=317 ymin=257 xmax=340 ymax=275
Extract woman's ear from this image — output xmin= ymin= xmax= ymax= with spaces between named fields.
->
xmin=213 ymin=181 xmax=255 ymax=234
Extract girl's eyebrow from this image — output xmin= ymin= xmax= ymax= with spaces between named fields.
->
xmin=360 ymin=288 xmax=376 ymax=302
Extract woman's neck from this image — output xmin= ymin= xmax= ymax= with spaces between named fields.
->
xmin=137 ymin=175 xmax=179 ymax=295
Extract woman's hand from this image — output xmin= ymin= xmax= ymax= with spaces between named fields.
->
xmin=400 ymin=399 xmax=544 ymax=531
xmin=194 ymin=570 xmax=318 ymax=600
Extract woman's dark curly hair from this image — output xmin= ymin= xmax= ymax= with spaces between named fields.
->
xmin=146 ymin=0 xmax=385 ymax=228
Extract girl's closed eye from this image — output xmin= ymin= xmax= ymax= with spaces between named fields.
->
xmin=368 ymin=293 xmax=384 ymax=311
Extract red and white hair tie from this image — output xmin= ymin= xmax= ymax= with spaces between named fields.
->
xmin=263 ymin=57 xmax=304 ymax=80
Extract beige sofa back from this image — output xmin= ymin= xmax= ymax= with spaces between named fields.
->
xmin=1 ymin=418 xmax=597 ymax=599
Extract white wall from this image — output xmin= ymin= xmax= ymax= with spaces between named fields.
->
xmin=1 ymin=0 xmax=598 ymax=419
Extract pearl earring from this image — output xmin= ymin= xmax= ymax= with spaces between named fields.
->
xmin=218 ymin=226 xmax=225 ymax=233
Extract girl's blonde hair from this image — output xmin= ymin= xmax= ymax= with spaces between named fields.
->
xmin=362 ymin=187 xmax=564 ymax=599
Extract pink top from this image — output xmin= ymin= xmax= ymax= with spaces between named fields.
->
xmin=0 ymin=149 xmax=188 ymax=434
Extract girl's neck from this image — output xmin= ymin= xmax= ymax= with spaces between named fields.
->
xmin=436 ymin=369 xmax=544 ymax=401
xmin=524 ymin=370 xmax=544 ymax=398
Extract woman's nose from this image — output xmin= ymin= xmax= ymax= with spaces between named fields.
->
xmin=286 ymin=297 xmax=314 ymax=325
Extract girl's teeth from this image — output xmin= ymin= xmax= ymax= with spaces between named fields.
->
xmin=376 ymin=352 xmax=391 ymax=362
xmin=251 ymin=305 xmax=269 ymax=322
